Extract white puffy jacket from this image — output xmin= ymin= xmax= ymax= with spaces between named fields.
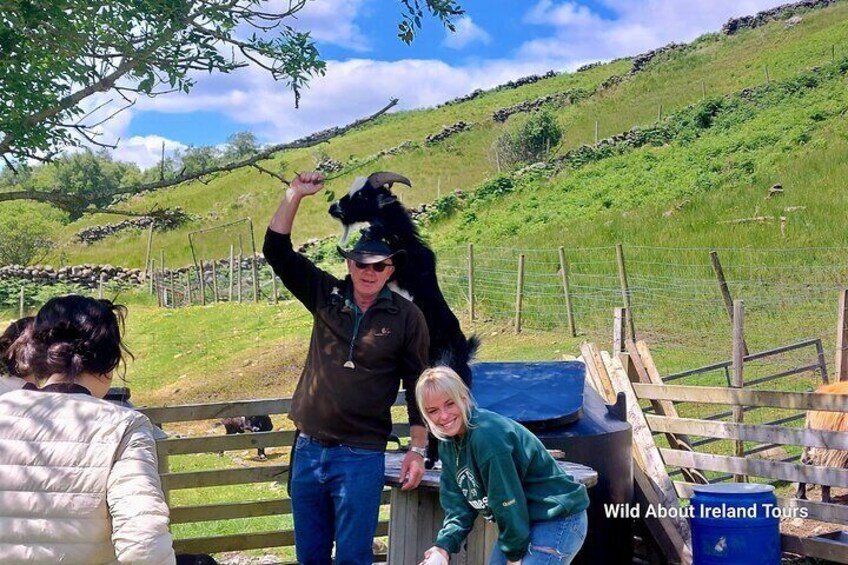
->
xmin=0 ymin=375 xmax=25 ymax=395
xmin=0 ymin=388 xmax=176 ymax=564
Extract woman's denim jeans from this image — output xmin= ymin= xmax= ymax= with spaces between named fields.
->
xmin=488 ymin=510 xmax=588 ymax=565
xmin=290 ymin=434 xmax=385 ymax=565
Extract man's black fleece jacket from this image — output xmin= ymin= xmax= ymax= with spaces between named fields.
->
xmin=263 ymin=229 xmax=429 ymax=449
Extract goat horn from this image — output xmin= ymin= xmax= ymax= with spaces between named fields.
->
xmin=367 ymin=171 xmax=412 ymax=190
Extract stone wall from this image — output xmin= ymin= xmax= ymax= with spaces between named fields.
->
xmin=722 ymin=0 xmax=837 ymax=34
xmin=75 ymin=208 xmax=189 ymax=244
xmin=425 ymin=121 xmax=473 ymax=145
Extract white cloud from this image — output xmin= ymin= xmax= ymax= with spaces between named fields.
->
xmin=111 ymin=136 xmax=187 ymax=170
xmin=443 ymin=16 xmax=492 ymax=50
xmin=261 ymin=0 xmax=372 ymax=52
xmin=519 ymin=0 xmax=788 ymax=63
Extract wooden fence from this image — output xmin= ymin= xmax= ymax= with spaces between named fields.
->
xmin=139 ymin=394 xmax=410 ymax=560
xmin=594 ymin=338 xmax=848 ymax=564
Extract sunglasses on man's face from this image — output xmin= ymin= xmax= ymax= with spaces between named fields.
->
xmin=353 ymin=260 xmax=393 ymax=273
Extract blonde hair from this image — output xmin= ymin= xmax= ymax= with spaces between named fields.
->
xmin=415 ymin=366 xmax=475 ymax=440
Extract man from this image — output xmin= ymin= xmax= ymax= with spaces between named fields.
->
xmin=264 ymin=171 xmax=430 ymax=565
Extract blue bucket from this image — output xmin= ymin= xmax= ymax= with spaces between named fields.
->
xmin=690 ymin=483 xmax=780 ymax=564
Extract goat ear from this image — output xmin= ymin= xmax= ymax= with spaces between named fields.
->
xmin=376 ymin=192 xmax=397 ymax=208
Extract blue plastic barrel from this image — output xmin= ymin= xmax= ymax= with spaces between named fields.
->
xmin=690 ymin=483 xmax=780 ymax=564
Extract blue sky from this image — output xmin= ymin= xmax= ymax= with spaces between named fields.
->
xmin=103 ymin=0 xmax=790 ymax=168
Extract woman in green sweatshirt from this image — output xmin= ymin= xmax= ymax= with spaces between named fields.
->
xmin=416 ymin=366 xmax=589 ymax=565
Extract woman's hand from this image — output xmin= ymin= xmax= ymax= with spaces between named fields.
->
xmin=419 ymin=545 xmax=449 ymax=565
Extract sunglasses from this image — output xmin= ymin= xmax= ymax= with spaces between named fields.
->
xmin=353 ymin=260 xmax=393 ymax=273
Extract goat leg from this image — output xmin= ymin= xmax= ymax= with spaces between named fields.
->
xmin=822 ymin=485 xmax=832 ymax=504
xmin=796 ymin=482 xmax=808 ymax=500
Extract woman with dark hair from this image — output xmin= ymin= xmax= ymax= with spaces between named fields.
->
xmin=0 ymin=316 xmax=35 ymax=393
xmin=0 ymin=295 xmax=176 ymax=565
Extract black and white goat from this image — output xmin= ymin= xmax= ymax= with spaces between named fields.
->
xmin=329 ymin=171 xmax=479 ymax=467
xmin=219 ymin=415 xmax=274 ymax=459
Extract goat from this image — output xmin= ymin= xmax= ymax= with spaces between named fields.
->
xmin=796 ymin=380 xmax=848 ymax=503
xmin=219 ymin=415 xmax=274 ymax=460
xmin=329 ymin=171 xmax=479 ymax=467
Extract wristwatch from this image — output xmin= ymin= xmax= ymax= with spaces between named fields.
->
xmin=409 ymin=445 xmax=427 ymax=458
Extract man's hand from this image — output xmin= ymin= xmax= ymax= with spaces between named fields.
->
xmin=290 ymin=171 xmax=325 ymax=198
xmin=400 ymin=448 xmax=425 ymax=491
xmin=419 ymin=545 xmax=449 ymax=565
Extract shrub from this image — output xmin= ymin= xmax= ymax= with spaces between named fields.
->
xmin=493 ymin=109 xmax=563 ymax=168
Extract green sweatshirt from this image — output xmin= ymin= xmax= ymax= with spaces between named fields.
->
xmin=434 ymin=407 xmax=590 ymax=562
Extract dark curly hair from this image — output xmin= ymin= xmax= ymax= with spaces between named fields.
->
xmin=11 ymin=295 xmax=132 ymax=381
xmin=0 ymin=316 xmax=34 ymax=377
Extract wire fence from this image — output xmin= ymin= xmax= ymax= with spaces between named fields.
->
xmin=149 ymin=242 xmax=848 ymax=389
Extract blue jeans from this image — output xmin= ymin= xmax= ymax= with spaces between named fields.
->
xmin=488 ymin=511 xmax=588 ymax=565
xmin=290 ymin=434 xmax=386 ymax=565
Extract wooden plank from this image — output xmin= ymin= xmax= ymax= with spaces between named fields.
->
xmin=634 ymin=341 xmax=707 ymax=485
xmin=634 ymin=466 xmax=692 ymax=565
xmin=174 ymin=523 xmax=390 ymax=555
xmin=674 ymin=481 xmax=848 ymax=526
xmin=161 ymin=464 xmax=289 ymax=490
xmin=782 ymin=533 xmax=848 ymax=564
xmin=159 ymin=430 xmax=295 ymax=455
xmin=140 ymin=398 xmax=292 ymax=423
xmin=838 ymin=289 xmax=848 ymax=382
xmin=581 ymin=343 xmax=616 ymax=404
xmin=660 ymin=449 xmax=848 ymax=487
xmin=632 ymin=384 xmax=848 ymax=412
xmin=174 ymin=530 xmax=294 ymax=554
xmin=646 ymin=415 xmax=848 ymax=451
xmin=170 ymin=499 xmax=291 ymax=524
xmin=142 ymin=392 xmax=406 ymax=424
xmin=602 ymin=350 xmax=692 ymax=557
xmin=388 ymin=488 xmax=408 ymax=565
xmin=613 ymin=307 xmax=626 ymax=353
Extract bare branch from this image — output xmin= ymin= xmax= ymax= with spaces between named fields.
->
xmin=1 ymin=98 xmax=399 ymax=211
xmin=251 ymin=164 xmax=291 ymax=185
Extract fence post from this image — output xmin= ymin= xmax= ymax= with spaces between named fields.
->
xmin=199 ymin=261 xmax=207 ymax=306
xmin=211 ymin=260 xmax=220 ymax=303
xmin=657 ymin=103 xmax=662 ymax=122
xmin=732 ymin=299 xmax=747 ymax=482
xmin=98 ymin=272 xmax=105 ymax=299
xmin=613 ymin=307 xmax=627 ymax=353
xmin=168 ymin=271 xmax=175 ymax=308
xmin=615 ymin=244 xmax=636 ymax=340
xmin=252 ymin=255 xmax=260 ymax=303
xmin=515 ymin=254 xmax=525 ymax=333
xmin=836 ymin=289 xmax=848 ymax=381
xmin=594 ymin=120 xmax=599 ymax=145
xmin=271 ymin=265 xmax=278 ymax=304
xmin=709 ymin=250 xmax=748 ymax=356
xmin=228 ymin=244 xmax=235 ymax=302
xmin=185 ymin=271 xmax=193 ymax=306
xmin=149 ymin=259 xmax=155 ymax=295
xmin=237 ymin=254 xmax=243 ymax=303
xmin=467 ymin=243 xmax=475 ymax=322
xmin=557 ymin=246 xmax=577 ymax=337
xmin=248 ymin=219 xmax=260 ymax=303
xmin=144 ymin=222 xmax=154 ymax=281
xmin=18 ymin=287 xmax=24 ymax=318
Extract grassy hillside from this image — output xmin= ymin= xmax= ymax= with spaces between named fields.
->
xmin=41 ymin=1 xmax=848 ymax=270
